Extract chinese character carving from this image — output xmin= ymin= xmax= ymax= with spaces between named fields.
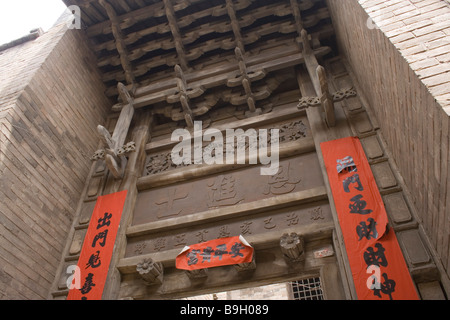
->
xmin=240 ymin=222 xmax=253 ymax=235
xmin=286 ymin=213 xmax=299 ymax=226
xmin=218 ymin=226 xmax=231 ymax=238
xmin=263 ymin=162 xmax=301 ymax=195
xmin=263 ymin=217 xmax=276 ymax=229
xmin=207 ymin=175 xmax=244 ymax=208
xmin=310 ymin=207 xmax=324 ymax=220
xmin=134 ymin=242 xmax=147 ymax=255
xmin=196 ymin=230 xmax=209 ymax=243
xmin=155 ymin=187 xmax=189 ymax=219
xmin=153 ymin=238 xmax=166 ymax=252
xmin=174 ymin=234 xmax=187 ymax=247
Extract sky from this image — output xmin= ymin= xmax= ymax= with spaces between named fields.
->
xmin=0 ymin=0 xmax=68 ymax=45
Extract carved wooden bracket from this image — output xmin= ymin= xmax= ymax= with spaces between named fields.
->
xmin=136 ymin=258 xmax=164 ymax=285
xmin=297 ymin=87 xmax=357 ymax=109
xmin=167 ymin=65 xmax=205 ymax=128
xmin=280 ymin=233 xmax=305 ymax=262
xmin=92 ymin=82 xmax=136 ymax=179
xmin=227 ymin=47 xmax=267 ymax=116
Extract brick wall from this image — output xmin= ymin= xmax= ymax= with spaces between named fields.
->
xmin=0 ymin=24 xmax=111 ymax=299
xmin=327 ymin=0 xmax=450 ymax=283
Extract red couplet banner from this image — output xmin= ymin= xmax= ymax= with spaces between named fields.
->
xmin=176 ymin=236 xmax=254 ymax=271
xmin=321 ymin=137 xmax=418 ymax=300
xmin=67 ymin=190 xmax=128 ymax=300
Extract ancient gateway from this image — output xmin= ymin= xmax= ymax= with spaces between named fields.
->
xmin=53 ymin=0 xmax=448 ymax=300
xmin=1 ymin=0 xmax=448 ymax=300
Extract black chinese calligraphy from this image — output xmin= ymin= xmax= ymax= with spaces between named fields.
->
xmin=342 ymin=173 xmax=363 ymax=193
xmin=364 ymin=243 xmax=396 ymax=300
xmin=92 ymin=230 xmax=108 ymax=248
xmin=230 ymin=242 xmax=246 ymax=258
xmin=356 ymin=218 xmax=378 ymax=240
xmin=364 ymin=243 xmax=387 ymax=267
xmin=80 ymin=273 xmax=95 ymax=295
xmin=349 ymin=194 xmax=373 ymax=215
xmin=85 ymin=251 xmax=101 ymax=269
xmin=97 ymin=212 xmax=112 ymax=229
xmin=336 ymin=156 xmax=357 ymax=173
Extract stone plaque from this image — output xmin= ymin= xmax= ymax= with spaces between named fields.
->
xmin=126 ymin=202 xmax=332 ymax=257
xmin=133 ymin=153 xmax=324 ymax=225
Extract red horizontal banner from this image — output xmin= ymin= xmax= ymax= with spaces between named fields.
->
xmin=176 ymin=236 xmax=254 ymax=271
xmin=67 ymin=190 xmax=128 ymax=300
xmin=321 ymin=137 xmax=418 ymax=300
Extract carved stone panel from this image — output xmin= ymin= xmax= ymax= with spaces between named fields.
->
xmin=126 ymin=202 xmax=333 ymax=257
xmin=133 ymin=153 xmax=324 ymax=225
xmin=144 ymin=118 xmax=310 ymax=176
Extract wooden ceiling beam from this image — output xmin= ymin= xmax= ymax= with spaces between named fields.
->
xmin=226 ymin=0 xmax=246 ymax=54
xmin=99 ymin=0 xmax=136 ymax=86
xmin=128 ymin=45 xmax=331 ymax=110
xmin=163 ymin=0 xmax=189 ymax=71
xmin=289 ymin=0 xmax=336 ymax=127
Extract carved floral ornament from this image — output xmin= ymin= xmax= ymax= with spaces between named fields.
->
xmin=144 ymin=119 xmax=309 ymax=176
xmin=297 ymin=87 xmax=357 ymax=109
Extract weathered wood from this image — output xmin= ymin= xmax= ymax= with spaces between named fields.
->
xmin=98 ymin=0 xmax=135 ymax=86
xmin=128 ymin=47 xmax=331 ymax=110
xmin=163 ymin=0 xmax=189 ymax=71
xmin=226 ymin=0 xmax=245 ymax=54
xmin=95 ymin=83 xmax=136 ymax=179
xmin=317 ymin=65 xmax=336 ymax=127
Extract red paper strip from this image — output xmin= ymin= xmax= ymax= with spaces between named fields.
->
xmin=321 ymin=137 xmax=418 ymax=300
xmin=67 ymin=190 xmax=128 ymax=300
xmin=176 ymin=236 xmax=253 ymax=271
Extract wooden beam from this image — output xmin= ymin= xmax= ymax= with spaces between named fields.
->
xmin=163 ymin=0 xmax=189 ymax=71
xmin=300 ymin=29 xmax=336 ymax=127
xmin=129 ymin=46 xmax=331 ymax=110
xmin=99 ymin=0 xmax=135 ymax=86
xmin=226 ymin=0 xmax=245 ymax=54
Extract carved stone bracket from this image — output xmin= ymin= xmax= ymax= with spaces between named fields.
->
xmin=297 ymin=87 xmax=357 ymax=109
xmin=185 ymin=268 xmax=208 ymax=279
xmin=234 ymin=255 xmax=256 ymax=272
xmin=280 ymin=233 xmax=305 ymax=262
xmin=136 ymin=258 xmax=164 ymax=285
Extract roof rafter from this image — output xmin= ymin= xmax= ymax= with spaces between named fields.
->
xmin=99 ymin=0 xmax=136 ymax=86
xmin=226 ymin=0 xmax=245 ymax=54
xmin=163 ymin=0 xmax=189 ymax=71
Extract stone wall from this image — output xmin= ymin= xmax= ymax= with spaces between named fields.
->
xmin=0 ymin=23 xmax=111 ymax=299
xmin=327 ymin=0 xmax=450 ymax=287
